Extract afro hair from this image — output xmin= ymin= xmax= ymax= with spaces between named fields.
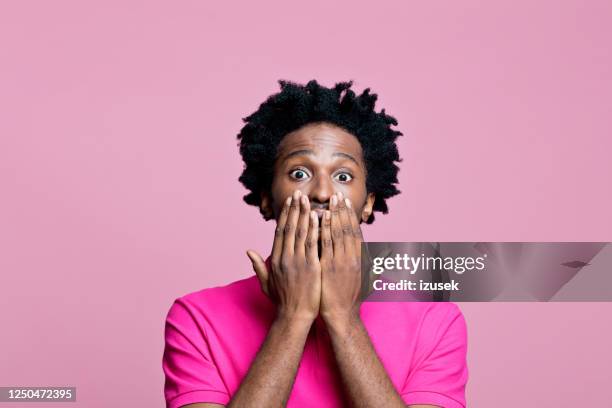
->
xmin=237 ymin=79 xmax=402 ymax=224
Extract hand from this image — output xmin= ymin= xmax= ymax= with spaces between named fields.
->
xmin=247 ymin=190 xmax=321 ymax=323
xmin=319 ymin=191 xmax=364 ymax=326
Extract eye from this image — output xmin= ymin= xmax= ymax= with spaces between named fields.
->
xmin=334 ymin=172 xmax=353 ymax=183
xmin=289 ymin=168 xmax=311 ymax=181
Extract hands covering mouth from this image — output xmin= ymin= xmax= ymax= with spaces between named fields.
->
xmin=246 ymin=189 xmax=366 ymax=325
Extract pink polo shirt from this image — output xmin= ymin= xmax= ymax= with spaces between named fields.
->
xmin=163 ymin=275 xmax=468 ymax=408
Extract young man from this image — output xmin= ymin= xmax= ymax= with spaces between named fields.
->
xmin=163 ymin=80 xmax=468 ymax=407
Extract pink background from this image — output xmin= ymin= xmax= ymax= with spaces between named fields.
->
xmin=1 ymin=1 xmax=611 ymax=406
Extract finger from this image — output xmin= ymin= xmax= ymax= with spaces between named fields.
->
xmin=294 ymin=194 xmax=310 ymax=256
xmin=271 ymin=195 xmax=292 ymax=268
xmin=336 ymin=191 xmax=354 ymax=255
xmin=306 ymin=210 xmax=319 ymax=265
xmin=329 ymin=193 xmax=344 ymax=255
xmin=346 ymin=196 xmax=364 ymax=245
xmin=282 ymin=190 xmax=302 ymax=257
xmin=320 ymin=209 xmax=333 ymax=263
xmin=247 ymin=250 xmax=269 ymax=297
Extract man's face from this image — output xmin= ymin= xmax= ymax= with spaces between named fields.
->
xmin=260 ymin=122 xmax=375 ymax=225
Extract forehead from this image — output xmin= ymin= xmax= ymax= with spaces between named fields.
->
xmin=277 ymin=122 xmax=363 ymax=159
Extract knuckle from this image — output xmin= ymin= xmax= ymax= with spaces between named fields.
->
xmin=307 ymin=238 xmax=317 ymax=249
xmin=322 ymin=238 xmax=333 ymax=248
xmin=332 ymin=229 xmax=343 ymax=240
xmin=275 ymin=226 xmax=284 ymax=236
xmin=284 ymin=223 xmax=293 ymax=234
xmin=280 ymin=257 xmax=291 ymax=271
xmin=296 ymin=227 xmax=306 ymax=240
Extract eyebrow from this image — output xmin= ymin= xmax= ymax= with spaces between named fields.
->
xmin=282 ymin=149 xmax=360 ymax=166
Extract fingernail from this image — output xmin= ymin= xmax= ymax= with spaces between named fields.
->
xmin=286 ymin=196 xmax=292 ymax=206
xmin=325 ymin=210 xmax=331 ymax=220
xmin=310 ymin=211 xmax=317 ymax=222
xmin=293 ymin=190 xmax=301 ymax=200
xmin=345 ymin=198 xmax=351 ymax=208
xmin=331 ymin=195 xmax=337 ymax=206
xmin=301 ymin=195 xmax=308 ymax=205
xmin=337 ymin=191 xmax=343 ymax=200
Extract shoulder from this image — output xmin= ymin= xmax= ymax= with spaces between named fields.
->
xmin=362 ymin=301 xmax=466 ymax=344
xmin=364 ymin=300 xmax=464 ymax=327
xmin=364 ymin=301 xmax=466 ymax=348
xmin=164 ymin=275 xmax=272 ymax=331
xmin=412 ymin=302 xmax=468 ymax=355
xmin=420 ymin=302 xmax=465 ymax=324
xmin=178 ymin=275 xmax=262 ymax=308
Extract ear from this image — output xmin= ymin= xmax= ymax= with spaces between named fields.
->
xmin=259 ymin=191 xmax=274 ymax=221
xmin=361 ymin=192 xmax=376 ymax=222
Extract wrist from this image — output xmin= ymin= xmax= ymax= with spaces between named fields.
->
xmin=321 ymin=308 xmax=362 ymax=335
xmin=274 ymin=310 xmax=316 ymax=332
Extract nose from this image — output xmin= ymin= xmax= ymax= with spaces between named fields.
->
xmin=308 ymin=174 xmax=334 ymax=206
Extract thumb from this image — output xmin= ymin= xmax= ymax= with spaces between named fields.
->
xmin=246 ymin=250 xmax=269 ymax=297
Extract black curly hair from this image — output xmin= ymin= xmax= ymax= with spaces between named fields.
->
xmin=237 ymin=79 xmax=402 ymax=224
